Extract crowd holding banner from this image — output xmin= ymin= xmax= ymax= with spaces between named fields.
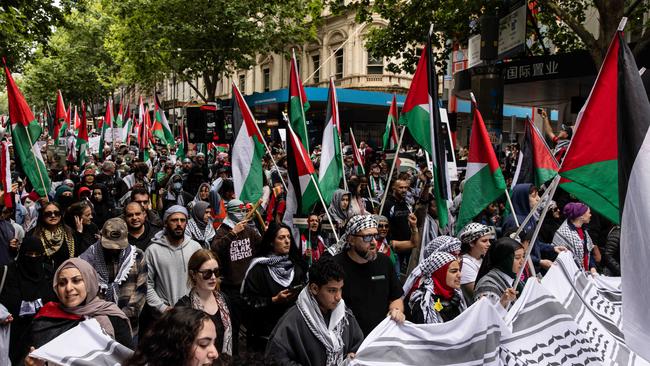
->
xmin=0 ymin=20 xmax=648 ymax=366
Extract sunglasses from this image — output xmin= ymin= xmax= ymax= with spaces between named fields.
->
xmin=196 ymin=267 xmax=220 ymax=280
xmin=44 ymin=210 xmax=61 ymax=217
xmin=350 ymin=233 xmax=381 ymax=242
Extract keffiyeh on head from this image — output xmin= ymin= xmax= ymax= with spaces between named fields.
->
xmin=459 ymin=223 xmax=491 ymax=245
xmin=423 ymin=235 xmax=461 ymax=259
xmin=341 ymin=214 xmax=377 ymax=244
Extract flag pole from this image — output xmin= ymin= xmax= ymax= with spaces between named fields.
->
xmin=512 ymin=174 xmax=561 ymax=289
xmin=503 ymin=187 xmax=536 ymax=277
xmin=309 ymin=173 xmax=340 ymax=245
xmin=379 ymin=125 xmax=406 ymax=214
xmin=247 ymin=103 xmax=287 ymax=191
xmin=349 ymin=127 xmax=375 ymax=212
xmin=292 ymin=48 xmax=310 ymax=153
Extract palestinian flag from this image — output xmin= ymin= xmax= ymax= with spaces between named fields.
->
xmin=558 ymin=31 xmax=622 ymax=224
xmin=318 ymin=78 xmax=343 ymax=204
xmin=511 ymin=117 xmax=559 ymax=187
xmin=53 ymin=90 xmax=67 ymax=143
xmin=3 ymin=61 xmax=51 ymax=197
xmin=140 ymin=103 xmax=152 ymax=162
xmin=99 ymin=99 xmax=113 ymax=159
xmin=289 ymin=50 xmax=310 ymax=153
xmin=154 ymin=95 xmax=174 ymax=146
xmin=115 ymin=101 xmax=124 ymax=128
xmin=383 ymin=94 xmax=400 ymax=150
xmin=455 ymin=100 xmax=506 ymax=231
xmin=76 ymin=101 xmax=89 ymax=166
xmin=1 ymin=141 xmax=12 ymax=208
xmin=283 ymin=124 xmax=320 ymax=233
xmin=582 ymin=26 xmax=650 ymax=361
xmin=232 ymin=82 xmax=265 ymax=203
xmin=400 ymin=44 xmax=450 ymax=229
xmin=350 ymin=128 xmax=366 ymax=176
xmin=123 ymin=103 xmax=133 ymax=144
xmin=175 ymin=118 xmax=188 ymax=160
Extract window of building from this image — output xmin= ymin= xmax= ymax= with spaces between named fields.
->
xmin=311 ymin=54 xmax=320 ymax=84
xmin=239 ymin=74 xmax=246 ymax=93
xmin=263 ymin=68 xmax=270 ymax=92
xmin=335 ymin=49 xmax=344 ymax=79
xmin=367 ymin=52 xmax=384 ymax=74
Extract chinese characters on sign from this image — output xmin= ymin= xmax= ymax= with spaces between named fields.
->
xmin=505 ymin=61 xmax=560 ymax=81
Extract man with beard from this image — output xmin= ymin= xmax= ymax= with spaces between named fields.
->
xmin=333 ymin=215 xmax=405 ymax=336
xmin=381 ymin=178 xmax=416 ymax=272
xmin=144 ymin=205 xmax=201 ymax=315
xmin=124 ymin=201 xmax=161 ymax=251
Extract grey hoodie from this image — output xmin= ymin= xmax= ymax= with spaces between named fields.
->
xmin=145 ymin=230 xmax=201 ymax=312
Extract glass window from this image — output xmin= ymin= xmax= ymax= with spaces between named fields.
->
xmin=312 ymin=54 xmax=320 ymax=84
xmin=367 ymin=51 xmax=383 ymax=74
xmin=238 ymin=74 xmax=246 ymax=93
xmin=335 ymin=49 xmax=344 ymax=79
xmin=263 ymin=68 xmax=270 ymax=92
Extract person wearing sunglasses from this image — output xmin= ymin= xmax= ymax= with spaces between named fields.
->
xmin=27 ymin=202 xmax=79 ymax=270
xmin=176 ymin=249 xmax=233 ymax=363
xmin=333 ymin=215 xmax=405 ymax=337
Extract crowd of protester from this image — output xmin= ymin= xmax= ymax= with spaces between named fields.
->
xmin=0 ymin=109 xmax=620 ymax=365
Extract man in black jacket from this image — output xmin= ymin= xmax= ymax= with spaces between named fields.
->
xmin=124 ymin=201 xmax=161 ymax=251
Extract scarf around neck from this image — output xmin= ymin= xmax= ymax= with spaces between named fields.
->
xmin=296 ymin=287 xmax=348 ymax=366
xmin=240 ymin=255 xmax=295 ymax=294
xmin=81 ymin=242 xmax=136 ymax=304
xmin=189 ymin=289 xmax=233 ymax=355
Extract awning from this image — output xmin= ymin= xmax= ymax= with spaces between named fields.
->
xmin=244 ymin=87 xmax=406 ymax=107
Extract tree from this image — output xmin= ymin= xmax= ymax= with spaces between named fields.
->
xmin=20 ymin=1 xmax=118 ymax=116
xmin=0 ymin=0 xmax=70 ymax=68
xmin=105 ymin=0 xmax=323 ymax=102
xmin=339 ymin=0 xmax=649 ymax=73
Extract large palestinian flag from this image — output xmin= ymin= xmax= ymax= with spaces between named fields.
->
xmin=400 ymin=45 xmax=450 ymax=229
xmin=289 ymin=50 xmax=310 ymax=153
xmin=318 ymin=78 xmax=343 ymax=204
xmin=3 ymin=61 xmax=51 ymax=197
xmin=231 ymin=82 xmax=265 ymax=203
xmin=456 ymin=101 xmax=506 ymax=231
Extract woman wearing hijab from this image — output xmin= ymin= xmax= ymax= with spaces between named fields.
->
xmin=501 ymin=183 xmax=540 ymax=233
xmin=0 ymin=237 xmax=56 ymax=365
xmin=459 ymin=223 xmax=492 ymax=304
xmin=176 ymin=249 xmax=233 ymax=363
xmin=186 ymin=201 xmax=216 ymax=249
xmin=328 ymin=189 xmax=351 ymax=231
xmin=90 ymin=183 xmax=116 ymax=229
xmin=404 ymin=251 xmax=465 ymax=324
xmin=22 ymin=258 xmax=133 ymax=365
xmin=473 ymin=237 xmax=524 ymax=312
xmin=27 ymin=202 xmax=80 ymax=270
xmin=553 ymin=202 xmax=598 ymax=273
xmin=241 ymin=222 xmax=307 ymax=352
xmin=54 ymin=184 xmax=75 ymax=212
xmin=187 ymin=182 xmax=211 ymax=211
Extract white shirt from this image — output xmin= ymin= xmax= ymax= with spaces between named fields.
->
xmin=461 ymin=254 xmax=482 ymax=285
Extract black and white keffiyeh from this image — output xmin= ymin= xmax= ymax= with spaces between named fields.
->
xmin=240 ymin=255 xmax=295 ymax=294
xmin=80 ymin=242 xmax=136 ymax=304
xmin=553 ymin=220 xmax=594 ymax=270
xmin=423 ymin=235 xmax=461 ymax=260
xmin=296 ymin=287 xmax=348 ymax=366
xmin=340 ymin=214 xmax=378 ymax=245
xmin=459 ymin=222 xmax=491 ymax=245
xmin=403 ymin=251 xmax=462 ymax=324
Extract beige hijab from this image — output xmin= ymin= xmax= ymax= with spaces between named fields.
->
xmin=53 ymin=258 xmax=131 ymax=337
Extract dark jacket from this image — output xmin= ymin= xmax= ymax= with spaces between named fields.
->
xmin=127 ymin=221 xmax=162 ymax=252
xmin=502 ymin=183 xmax=535 ymax=233
xmin=603 ymin=226 xmax=620 ymax=276
xmin=265 ymin=305 xmax=364 ymax=366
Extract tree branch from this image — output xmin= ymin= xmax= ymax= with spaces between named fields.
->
xmin=542 ymin=0 xmax=598 ymax=49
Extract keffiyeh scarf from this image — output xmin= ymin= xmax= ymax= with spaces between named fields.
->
xmin=296 ymin=287 xmax=348 ymax=366
xmin=553 ymin=220 xmax=594 ymax=270
xmin=83 ymin=242 xmax=136 ymax=304
xmin=186 ymin=218 xmax=215 ymax=249
xmin=240 ymin=255 xmax=295 ymax=294
xmin=422 ymin=235 xmax=461 ymax=260
xmin=459 ymin=222 xmax=491 ymax=245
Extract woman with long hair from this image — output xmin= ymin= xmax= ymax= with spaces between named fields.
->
xmin=27 ymin=202 xmax=79 ymax=270
xmin=176 ymin=249 xmax=233 ymax=363
xmin=65 ymin=201 xmax=99 ymax=253
xmin=22 ymin=258 xmax=132 ymax=366
xmin=125 ymin=307 xmax=218 ymax=366
xmin=241 ymin=222 xmax=307 ymax=351
xmin=473 ymin=237 xmax=524 ymax=312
